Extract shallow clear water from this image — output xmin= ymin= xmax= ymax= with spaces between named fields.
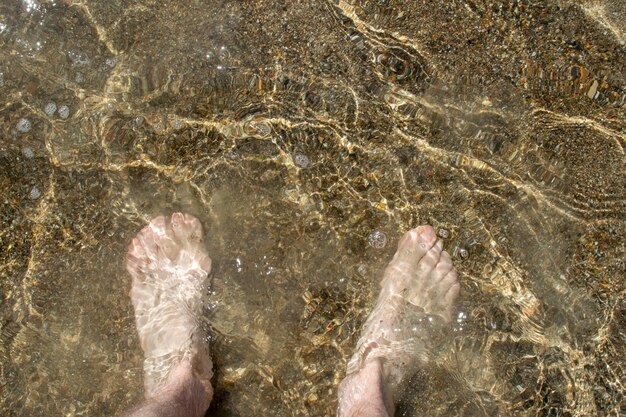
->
xmin=0 ymin=1 xmax=624 ymax=416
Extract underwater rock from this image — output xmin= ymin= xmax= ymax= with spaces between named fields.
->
xmin=368 ymin=230 xmax=388 ymax=249
xmin=16 ymin=118 xmax=31 ymax=133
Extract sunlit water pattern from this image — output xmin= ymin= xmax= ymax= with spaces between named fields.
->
xmin=0 ymin=1 xmax=624 ymax=416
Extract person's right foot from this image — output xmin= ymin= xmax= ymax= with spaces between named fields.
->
xmin=340 ymin=225 xmax=460 ymax=414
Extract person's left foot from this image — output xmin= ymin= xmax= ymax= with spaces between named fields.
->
xmin=126 ymin=213 xmax=213 ymax=398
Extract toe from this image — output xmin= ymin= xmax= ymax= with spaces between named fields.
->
xmin=155 ymin=231 xmax=180 ymax=262
xmin=127 ymin=220 xmax=165 ymax=276
xmin=438 ymin=270 xmax=458 ymax=292
xmin=126 ymin=238 xmax=148 ymax=278
xmin=439 ymin=249 xmax=452 ymax=264
xmin=392 ymin=227 xmax=436 ymax=267
xmin=197 ymin=253 xmax=212 ymax=273
xmin=417 ymin=239 xmax=443 ymax=271
xmin=414 ymin=225 xmax=437 ymax=243
xmin=444 ymin=281 xmax=460 ymax=306
xmin=137 ymin=225 xmax=160 ymax=258
xmin=149 ymin=216 xmax=167 ymax=235
xmin=434 ymin=251 xmax=453 ymax=278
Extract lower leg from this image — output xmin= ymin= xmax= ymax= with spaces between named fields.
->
xmin=123 ymin=360 xmax=211 ymax=417
xmin=338 ymin=359 xmax=391 ymax=417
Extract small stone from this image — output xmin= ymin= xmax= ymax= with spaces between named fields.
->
xmin=368 ymin=230 xmax=387 ymax=249
xmin=68 ymin=50 xmax=89 ymax=66
xmin=22 ymin=147 xmax=34 ymax=158
xmin=459 ymin=247 xmax=469 ymax=259
xmin=357 ymin=264 xmax=368 ymax=276
xmin=294 ymin=153 xmax=310 ymax=168
xmin=587 ymin=80 xmax=598 ymax=99
xmin=105 ymin=57 xmax=117 ymax=68
xmin=16 ymin=118 xmax=31 ymax=133
xmin=29 ymin=187 xmax=41 ymax=200
xmin=58 ymin=105 xmax=70 ymax=119
xmin=253 ymin=122 xmax=271 ymax=137
xmin=44 ymin=102 xmax=57 ymax=116
xmin=438 ymin=228 xmax=450 ymax=238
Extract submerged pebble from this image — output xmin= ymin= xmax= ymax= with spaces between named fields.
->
xmin=68 ymin=50 xmax=90 ymax=66
xmin=587 ymin=80 xmax=598 ymax=99
xmin=58 ymin=105 xmax=70 ymax=119
xmin=44 ymin=102 xmax=57 ymax=116
xmin=459 ymin=247 xmax=469 ymax=259
xmin=22 ymin=147 xmax=34 ymax=158
xmin=105 ymin=57 xmax=117 ymax=69
xmin=16 ymin=118 xmax=32 ymax=133
xmin=438 ymin=228 xmax=450 ymax=238
xmin=294 ymin=153 xmax=310 ymax=168
xmin=29 ymin=187 xmax=41 ymax=200
xmin=368 ymin=230 xmax=387 ymax=249
xmin=252 ymin=122 xmax=271 ymax=137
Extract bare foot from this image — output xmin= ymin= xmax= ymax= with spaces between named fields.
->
xmin=126 ymin=213 xmax=213 ymax=399
xmin=339 ymin=225 xmax=460 ymax=416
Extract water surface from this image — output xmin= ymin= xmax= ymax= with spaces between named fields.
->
xmin=0 ymin=1 xmax=624 ymax=416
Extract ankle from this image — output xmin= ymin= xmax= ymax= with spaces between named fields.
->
xmin=154 ymin=360 xmax=212 ymax=415
xmin=338 ymin=359 xmax=393 ymax=417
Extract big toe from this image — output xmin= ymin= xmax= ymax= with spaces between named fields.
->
xmin=126 ymin=218 xmax=166 ymax=277
xmin=392 ymin=225 xmax=438 ymax=266
xmin=414 ymin=225 xmax=437 ymax=242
